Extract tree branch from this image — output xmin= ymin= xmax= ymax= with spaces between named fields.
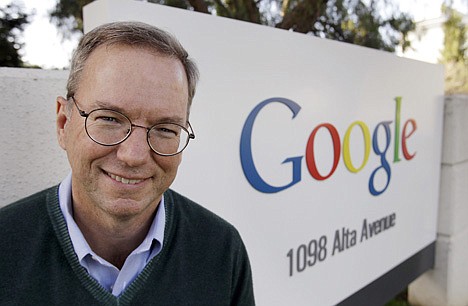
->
xmin=187 ymin=0 xmax=210 ymax=13
xmin=277 ymin=0 xmax=328 ymax=33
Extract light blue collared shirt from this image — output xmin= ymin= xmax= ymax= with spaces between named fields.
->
xmin=58 ymin=173 xmax=165 ymax=296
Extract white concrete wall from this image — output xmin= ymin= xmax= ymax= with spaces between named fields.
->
xmin=409 ymin=94 xmax=468 ymax=306
xmin=0 ymin=67 xmax=70 ymax=206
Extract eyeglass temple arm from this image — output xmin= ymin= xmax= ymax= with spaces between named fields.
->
xmin=187 ymin=121 xmax=195 ymax=139
xmin=70 ymin=96 xmax=89 ymax=118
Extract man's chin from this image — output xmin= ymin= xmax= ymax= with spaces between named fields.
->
xmin=99 ymin=197 xmax=157 ymax=220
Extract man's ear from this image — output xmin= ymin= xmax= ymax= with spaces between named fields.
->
xmin=56 ymin=96 xmax=69 ymax=150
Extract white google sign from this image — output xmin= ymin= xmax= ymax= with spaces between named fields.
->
xmin=85 ymin=1 xmax=444 ymax=304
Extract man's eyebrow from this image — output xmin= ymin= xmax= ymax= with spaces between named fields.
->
xmin=93 ymin=100 xmax=187 ymax=125
xmin=93 ymin=100 xmax=122 ymax=111
xmin=150 ymin=115 xmax=187 ymax=125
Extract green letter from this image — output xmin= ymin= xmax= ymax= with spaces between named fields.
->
xmin=394 ymin=96 xmax=402 ymax=162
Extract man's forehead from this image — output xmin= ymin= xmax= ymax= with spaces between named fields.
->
xmin=81 ymin=44 xmax=188 ymax=91
xmin=89 ymin=99 xmax=187 ymax=124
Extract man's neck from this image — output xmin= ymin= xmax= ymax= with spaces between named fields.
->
xmin=72 ymin=202 xmax=157 ymax=269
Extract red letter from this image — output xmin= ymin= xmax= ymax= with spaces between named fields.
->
xmin=305 ymin=123 xmax=341 ymax=180
xmin=402 ymin=119 xmax=417 ymax=160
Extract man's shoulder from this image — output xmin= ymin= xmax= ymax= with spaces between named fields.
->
xmin=164 ymin=188 xmax=240 ymax=237
xmin=0 ymin=186 xmax=58 ymax=227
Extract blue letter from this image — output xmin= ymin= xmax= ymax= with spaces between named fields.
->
xmin=240 ymin=97 xmax=303 ymax=193
xmin=369 ymin=121 xmax=392 ymax=196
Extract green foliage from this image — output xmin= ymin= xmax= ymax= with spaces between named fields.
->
xmin=444 ymin=60 xmax=468 ymax=94
xmin=441 ymin=4 xmax=467 ymax=63
xmin=385 ymin=288 xmax=412 ymax=306
xmin=440 ymin=4 xmax=468 ymax=94
xmin=274 ymin=0 xmax=327 ymax=33
xmin=50 ymin=0 xmax=414 ymax=53
xmin=312 ymin=0 xmax=414 ymax=52
xmin=0 ymin=3 xmax=29 ymax=67
xmin=50 ymin=0 xmax=94 ymax=38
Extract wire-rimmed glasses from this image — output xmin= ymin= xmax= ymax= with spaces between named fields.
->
xmin=70 ymin=96 xmax=195 ymax=156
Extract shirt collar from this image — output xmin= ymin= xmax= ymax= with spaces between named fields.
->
xmin=58 ymin=172 xmax=165 ymax=263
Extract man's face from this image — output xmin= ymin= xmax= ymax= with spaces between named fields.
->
xmin=57 ymin=44 xmax=189 ymax=220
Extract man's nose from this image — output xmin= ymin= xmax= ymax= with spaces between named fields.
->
xmin=116 ymin=126 xmax=151 ymax=166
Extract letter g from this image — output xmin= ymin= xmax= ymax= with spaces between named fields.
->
xmin=240 ymin=97 xmax=303 ymax=193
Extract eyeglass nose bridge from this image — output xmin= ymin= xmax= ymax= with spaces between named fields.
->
xmin=121 ymin=123 xmax=153 ymax=147
xmin=129 ymin=123 xmax=152 ymax=134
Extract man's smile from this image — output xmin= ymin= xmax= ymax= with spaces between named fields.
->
xmin=106 ymin=171 xmax=148 ymax=185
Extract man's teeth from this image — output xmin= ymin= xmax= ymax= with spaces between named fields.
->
xmin=108 ymin=173 xmax=143 ymax=184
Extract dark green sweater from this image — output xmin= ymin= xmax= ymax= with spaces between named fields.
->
xmin=0 ymin=186 xmax=254 ymax=305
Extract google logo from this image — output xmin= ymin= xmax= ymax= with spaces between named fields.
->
xmin=239 ymin=97 xmax=417 ymax=196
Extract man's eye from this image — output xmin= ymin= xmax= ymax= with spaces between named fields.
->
xmin=97 ymin=116 xmax=118 ymax=122
xmin=151 ymin=125 xmax=181 ymax=139
xmin=159 ymin=127 xmax=178 ymax=136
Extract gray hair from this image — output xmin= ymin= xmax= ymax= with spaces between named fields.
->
xmin=66 ymin=21 xmax=199 ymax=108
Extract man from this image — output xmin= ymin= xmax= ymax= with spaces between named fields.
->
xmin=0 ymin=21 xmax=254 ymax=305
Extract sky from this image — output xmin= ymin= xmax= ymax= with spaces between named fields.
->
xmin=0 ymin=0 xmax=78 ymax=69
xmin=1 ymin=0 xmax=467 ymax=69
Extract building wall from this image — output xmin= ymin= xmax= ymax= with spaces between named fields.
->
xmin=399 ymin=14 xmax=468 ymax=64
xmin=401 ymin=17 xmax=446 ymax=64
xmin=409 ymin=95 xmax=468 ymax=306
